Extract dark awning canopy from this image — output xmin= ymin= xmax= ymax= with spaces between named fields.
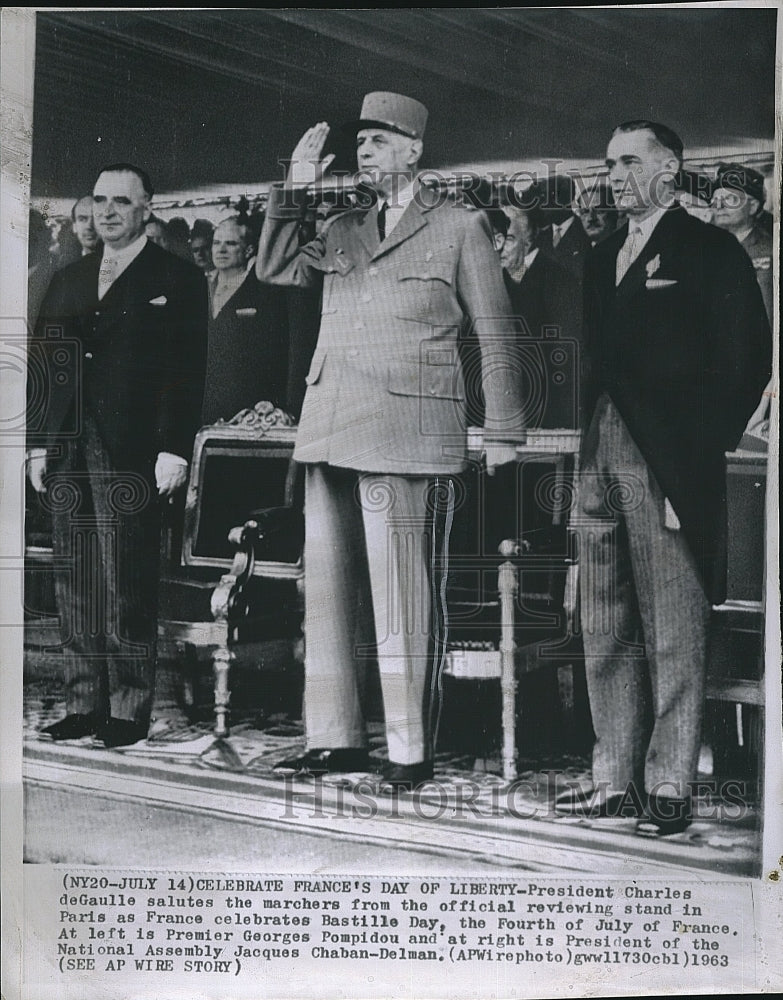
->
xmin=32 ymin=7 xmax=777 ymax=198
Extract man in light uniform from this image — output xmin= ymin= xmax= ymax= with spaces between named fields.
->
xmin=257 ymin=93 xmax=524 ymax=789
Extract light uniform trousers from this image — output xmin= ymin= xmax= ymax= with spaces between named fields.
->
xmin=575 ymin=395 xmax=710 ymax=800
xmin=303 ymin=464 xmax=448 ymax=765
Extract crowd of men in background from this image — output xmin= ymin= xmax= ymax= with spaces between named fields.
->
xmin=29 ymin=162 xmax=774 ymax=418
xmin=28 ymin=161 xmax=774 ymax=450
xmin=24 ymin=144 xmax=773 ymax=817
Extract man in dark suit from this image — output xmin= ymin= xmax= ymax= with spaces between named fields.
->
xmin=257 ymin=92 xmax=524 ymax=789
xmin=572 ymin=180 xmax=619 ymax=247
xmin=558 ymin=122 xmax=771 ymax=833
xmin=201 ymin=216 xmax=289 ymax=424
xmin=500 ymin=204 xmax=581 ymax=429
xmin=535 ymin=174 xmax=592 ymax=281
xmin=28 ymin=163 xmax=207 ymax=747
xmin=70 ymin=196 xmax=101 ymax=259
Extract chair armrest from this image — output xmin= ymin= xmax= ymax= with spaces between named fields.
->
xmin=231 ymin=506 xmax=304 ymax=564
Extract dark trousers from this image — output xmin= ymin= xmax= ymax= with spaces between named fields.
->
xmin=48 ymin=415 xmax=160 ymax=724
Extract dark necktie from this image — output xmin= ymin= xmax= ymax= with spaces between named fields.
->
xmin=377 ymin=201 xmax=388 ymax=242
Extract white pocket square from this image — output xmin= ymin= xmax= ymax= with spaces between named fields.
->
xmin=149 ymin=295 xmax=167 ymax=306
xmin=645 ymin=278 xmax=678 ymax=289
xmin=235 ymin=307 xmax=257 ymax=317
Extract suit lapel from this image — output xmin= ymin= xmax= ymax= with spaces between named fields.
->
xmin=213 ymin=271 xmax=254 ymax=320
xmin=538 ymin=227 xmax=554 ymax=253
xmin=96 ymin=241 xmax=157 ymax=312
xmin=74 ymin=252 xmax=102 ymax=310
xmin=615 ymin=206 xmax=683 ymax=303
xmin=558 ymin=220 xmax=589 ymax=257
xmin=371 ymin=199 xmax=429 ymax=261
xmin=353 ymin=206 xmax=381 ymax=260
xmin=593 ymin=226 xmax=625 ymax=305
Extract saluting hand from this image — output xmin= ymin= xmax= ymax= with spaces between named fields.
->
xmin=286 ymin=122 xmax=335 ymax=189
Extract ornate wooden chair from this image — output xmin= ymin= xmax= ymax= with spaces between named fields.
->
xmin=158 ymin=401 xmax=304 ymax=754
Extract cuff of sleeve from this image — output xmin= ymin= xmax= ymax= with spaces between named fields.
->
xmin=482 ymin=429 xmax=525 ymax=446
xmin=26 ymin=448 xmax=47 ymax=460
xmin=157 ymin=452 xmax=188 ymax=467
xmin=266 ymin=183 xmax=310 ymax=220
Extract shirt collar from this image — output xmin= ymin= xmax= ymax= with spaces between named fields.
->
xmin=381 ymin=177 xmax=417 ymax=212
xmin=213 ymin=266 xmax=248 ymax=287
xmin=628 ymin=201 xmax=674 ymax=242
xmin=552 ymin=216 xmax=575 ymax=240
xmin=102 ymin=232 xmax=147 ymax=265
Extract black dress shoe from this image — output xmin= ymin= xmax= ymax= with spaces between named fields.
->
xmin=40 ymin=713 xmax=100 ymax=741
xmin=95 ymin=718 xmax=147 ymax=748
xmin=636 ymin=796 xmax=692 ymax=836
xmin=379 ymin=760 xmax=434 ymax=792
xmin=273 ymin=748 xmax=370 ymax=776
xmin=555 ymin=784 xmax=647 ymax=819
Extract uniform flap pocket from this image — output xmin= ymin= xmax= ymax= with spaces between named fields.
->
xmin=645 ymin=278 xmax=679 ymax=289
xmin=305 ymin=354 xmax=326 ymax=385
xmin=387 ymin=359 xmax=463 ymax=400
xmin=309 ymin=252 xmax=355 ymax=276
xmin=398 ymin=260 xmax=453 ymax=284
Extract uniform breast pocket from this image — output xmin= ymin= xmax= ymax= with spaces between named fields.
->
xmin=387 ymin=356 xmax=464 ymax=401
xmin=396 ymin=261 xmax=453 ymax=319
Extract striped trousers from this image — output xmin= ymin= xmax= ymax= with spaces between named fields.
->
xmin=574 ymin=395 xmax=710 ymax=800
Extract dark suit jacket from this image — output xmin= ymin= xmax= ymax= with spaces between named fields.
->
xmin=201 ymin=270 xmax=289 ymax=425
xmin=31 ymin=240 xmax=208 ymax=477
xmin=504 ymin=252 xmax=582 ymax=428
xmin=740 ymin=222 xmax=773 ymax=325
xmin=538 ymin=218 xmax=592 ymax=281
xmin=582 ymin=205 xmax=771 ymax=603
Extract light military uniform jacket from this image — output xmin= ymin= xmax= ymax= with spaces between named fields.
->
xmin=257 ymin=182 xmax=525 ymax=474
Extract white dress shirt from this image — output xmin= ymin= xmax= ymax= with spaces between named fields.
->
xmin=551 ymin=216 xmax=575 ymax=248
xmin=209 ymin=268 xmax=247 ymax=318
xmin=615 ymin=202 xmax=672 ymax=285
xmin=378 ymin=179 xmax=417 ymax=239
xmin=98 ymin=233 xmax=147 ymax=300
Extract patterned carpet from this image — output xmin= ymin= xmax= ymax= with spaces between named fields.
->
xmin=23 ymin=674 xmax=761 ymax=858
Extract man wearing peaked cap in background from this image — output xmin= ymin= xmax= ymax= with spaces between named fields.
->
xmin=711 ymin=162 xmax=773 ymax=324
xmin=257 ymin=92 xmax=525 ymax=790
xmin=711 ymin=163 xmax=774 ymax=441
